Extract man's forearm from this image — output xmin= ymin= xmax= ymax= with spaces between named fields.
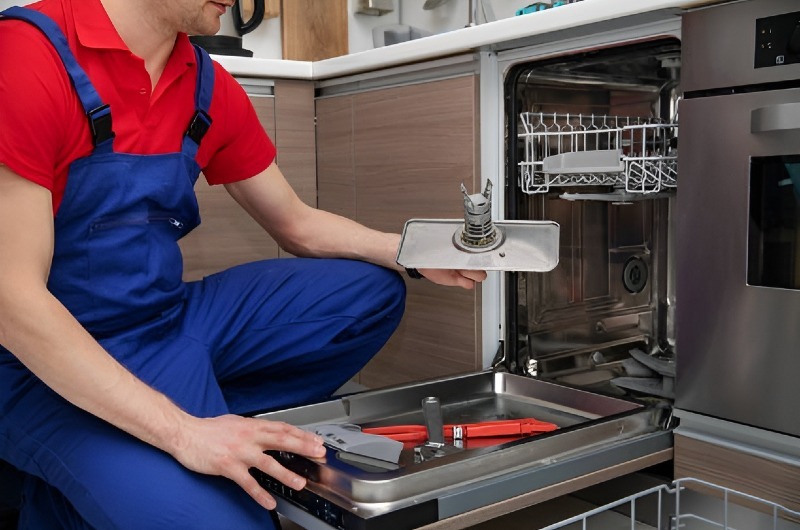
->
xmin=225 ymin=164 xmax=403 ymax=270
xmin=0 ymin=285 xmax=190 ymax=454
xmin=278 ymin=207 xmax=403 ymax=271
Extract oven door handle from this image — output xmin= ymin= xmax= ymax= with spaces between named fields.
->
xmin=752 ymin=102 xmax=800 ymax=133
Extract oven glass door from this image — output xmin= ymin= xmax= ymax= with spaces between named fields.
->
xmin=748 ymin=155 xmax=800 ymax=290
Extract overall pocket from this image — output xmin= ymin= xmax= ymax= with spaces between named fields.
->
xmin=87 ymin=213 xmax=186 ymax=331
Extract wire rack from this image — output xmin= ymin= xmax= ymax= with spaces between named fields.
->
xmin=518 ymin=112 xmax=678 ymax=195
xmin=537 ymin=478 xmax=800 ymax=530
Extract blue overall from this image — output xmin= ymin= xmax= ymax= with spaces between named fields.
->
xmin=0 ymin=7 xmax=406 ymax=529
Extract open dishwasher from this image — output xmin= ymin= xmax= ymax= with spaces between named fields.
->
xmin=255 ymin=0 xmax=800 ymax=525
xmin=252 ymin=28 xmax=685 ymax=529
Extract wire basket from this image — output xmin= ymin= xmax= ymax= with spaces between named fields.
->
xmin=518 ymin=112 xmax=678 ymax=195
xmin=537 ymin=478 xmax=800 ymax=530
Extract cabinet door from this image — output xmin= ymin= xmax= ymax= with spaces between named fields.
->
xmin=274 ymin=79 xmax=317 ymax=262
xmin=317 ymin=75 xmax=482 ymax=388
xmin=674 ymin=434 xmax=800 ymax=517
xmin=181 ymin=80 xmax=317 ymax=279
xmin=180 ymin=94 xmax=279 ymax=281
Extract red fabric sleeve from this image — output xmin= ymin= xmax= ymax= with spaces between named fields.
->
xmin=0 ymin=19 xmax=87 ymax=193
xmin=199 ymin=63 xmax=277 ymax=186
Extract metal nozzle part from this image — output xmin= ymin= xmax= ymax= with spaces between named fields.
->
xmin=421 ymin=396 xmax=445 ymax=447
xmin=414 ymin=396 xmax=462 ymax=462
xmin=455 ymin=180 xmax=503 ymax=251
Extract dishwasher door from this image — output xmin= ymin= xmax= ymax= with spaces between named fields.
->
xmin=254 ymin=371 xmax=672 ymax=530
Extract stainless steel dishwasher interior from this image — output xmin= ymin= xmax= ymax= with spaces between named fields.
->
xmin=504 ymin=39 xmax=680 ymax=401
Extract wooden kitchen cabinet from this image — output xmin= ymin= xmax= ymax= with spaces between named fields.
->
xmin=181 ymin=71 xmax=482 ymax=389
xmin=180 ymin=79 xmax=316 ymax=280
xmin=281 ymin=0 xmax=348 ymax=61
xmin=317 ymin=74 xmax=483 ymax=388
xmin=674 ymin=434 xmax=800 ymax=517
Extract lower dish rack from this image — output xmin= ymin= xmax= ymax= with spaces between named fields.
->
xmin=518 ymin=112 xmax=678 ymax=195
xmin=538 ymin=478 xmax=800 ymax=530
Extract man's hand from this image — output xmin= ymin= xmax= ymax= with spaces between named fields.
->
xmin=418 ymin=269 xmax=487 ymax=290
xmin=171 ymin=415 xmax=325 ymax=510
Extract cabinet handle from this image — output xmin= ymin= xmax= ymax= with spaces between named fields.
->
xmin=752 ymin=102 xmax=800 ymax=133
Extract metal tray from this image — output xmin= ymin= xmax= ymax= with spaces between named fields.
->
xmin=253 ymin=372 xmax=671 ymax=530
xmin=395 ymin=219 xmax=560 ymax=272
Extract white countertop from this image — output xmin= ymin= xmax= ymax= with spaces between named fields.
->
xmin=214 ymin=0 xmax=723 ymax=81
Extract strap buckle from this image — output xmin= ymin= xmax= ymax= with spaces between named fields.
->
xmin=87 ymin=104 xmax=115 ymax=146
xmin=186 ymin=109 xmax=212 ymax=145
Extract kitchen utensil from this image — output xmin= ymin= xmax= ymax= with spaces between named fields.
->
xmin=423 ymin=0 xmax=451 ymax=9
xmin=372 ymin=24 xmax=432 ymax=47
xmin=356 ymin=0 xmax=394 ymax=16
xmin=189 ymin=0 xmax=266 ymax=57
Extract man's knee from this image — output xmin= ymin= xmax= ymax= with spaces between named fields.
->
xmin=356 ymin=263 xmax=407 ymax=317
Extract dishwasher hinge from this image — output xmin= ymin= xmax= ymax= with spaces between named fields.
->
xmin=490 ymin=341 xmax=507 ymax=372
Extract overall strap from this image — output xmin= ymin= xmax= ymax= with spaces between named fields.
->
xmin=1 ymin=6 xmax=115 ymax=153
xmin=181 ymin=45 xmax=215 ymax=159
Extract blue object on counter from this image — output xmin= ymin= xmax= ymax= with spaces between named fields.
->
xmin=515 ymin=1 xmax=568 ymax=16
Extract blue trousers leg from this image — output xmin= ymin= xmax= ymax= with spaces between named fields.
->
xmin=182 ymin=258 xmax=406 ymax=414
xmin=0 ymin=258 xmax=405 ymax=529
xmin=0 ymin=331 xmax=271 ymax=530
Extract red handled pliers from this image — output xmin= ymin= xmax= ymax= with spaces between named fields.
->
xmin=361 ymin=418 xmax=558 ymax=443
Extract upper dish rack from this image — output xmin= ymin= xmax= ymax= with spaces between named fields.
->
xmin=518 ymin=112 xmax=678 ymax=195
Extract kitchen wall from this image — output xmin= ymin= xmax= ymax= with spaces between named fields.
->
xmin=244 ymin=0 xmax=528 ymax=59
xmin=0 ymin=0 xmax=26 ymax=10
xmin=0 ymin=0 xmax=530 ymax=59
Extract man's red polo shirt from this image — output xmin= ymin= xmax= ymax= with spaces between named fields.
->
xmin=0 ymin=0 xmax=276 ymax=214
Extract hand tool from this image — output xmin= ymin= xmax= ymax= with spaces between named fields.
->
xmin=362 ymin=418 xmax=557 ymax=443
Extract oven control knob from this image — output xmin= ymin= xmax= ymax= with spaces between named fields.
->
xmin=789 ymin=22 xmax=800 ymax=56
xmin=622 ymin=257 xmax=648 ymax=294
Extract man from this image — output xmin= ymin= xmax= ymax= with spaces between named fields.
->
xmin=0 ymin=0 xmax=486 ymax=527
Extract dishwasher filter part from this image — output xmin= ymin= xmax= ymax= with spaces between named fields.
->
xmin=396 ymin=181 xmax=560 ymax=272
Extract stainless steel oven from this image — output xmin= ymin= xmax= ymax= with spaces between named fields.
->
xmin=676 ymin=0 xmax=800 ymax=438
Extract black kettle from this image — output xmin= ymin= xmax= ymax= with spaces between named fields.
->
xmin=189 ymin=0 xmax=266 ymax=57
xmin=231 ymin=0 xmax=266 ymax=36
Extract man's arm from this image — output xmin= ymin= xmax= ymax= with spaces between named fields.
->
xmin=0 ymin=165 xmax=324 ymax=510
xmin=225 ymin=162 xmax=486 ymax=289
